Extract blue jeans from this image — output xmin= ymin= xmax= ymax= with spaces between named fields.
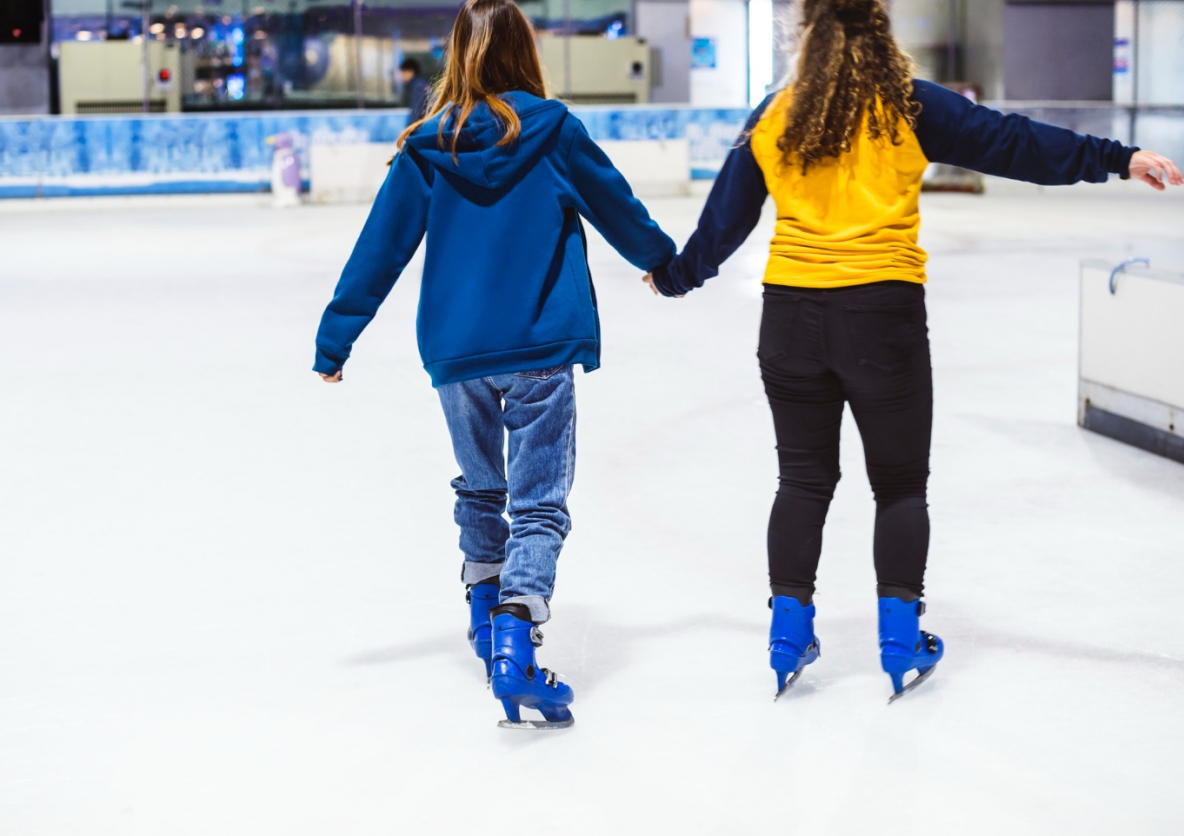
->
xmin=437 ymin=366 xmax=576 ymax=624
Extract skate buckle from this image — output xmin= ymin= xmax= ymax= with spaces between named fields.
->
xmin=917 ymin=600 xmax=927 ymax=616
xmin=465 ymin=588 xmax=472 ymax=604
xmin=529 ymin=626 xmax=545 ymax=647
xmin=544 ymin=668 xmax=558 ymax=687
xmin=924 ymin=632 xmax=939 ymax=653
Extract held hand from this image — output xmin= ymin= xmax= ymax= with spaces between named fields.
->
xmin=642 ymin=273 xmax=685 ymax=298
xmin=1129 ymin=150 xmax=1184 ymax=191
xmin=319 ymin=371 xmax=342 ymax=383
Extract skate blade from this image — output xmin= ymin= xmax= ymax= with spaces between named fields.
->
xmin=773 ymin=669 xmax=803 ymax=701
xmin=497 ymin=718 xmax=574 ymax=730
xmin=887 ymin=665 xmax=936 ymax=705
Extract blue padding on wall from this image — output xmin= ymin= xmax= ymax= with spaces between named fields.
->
xmin=0 ymin=105 xmax=751 ymax=198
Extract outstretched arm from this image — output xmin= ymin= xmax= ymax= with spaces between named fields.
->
xmin=566 ymin=119 xmax=677 ymax=273
xmin=912 ymin=80 xmax=1182 ymax=187
xmin=647 ymin=96 xmax=774 ymax=298
xmin=314 ymin=148 xmax=432 ymax=380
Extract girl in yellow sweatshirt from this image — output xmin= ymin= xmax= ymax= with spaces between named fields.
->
xmin=648 ymin=0 xmax=1181 ymax=702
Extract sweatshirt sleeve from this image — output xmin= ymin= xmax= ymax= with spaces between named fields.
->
xmin=565 ymin=119 xmax=677 ymax=273
xmin=912 ymin=79 xmax=1137 ymax=185
xmin=648 ymin=95 xmax=773 ymax=297
xmin=313 ymin=148 xmax=432 ymax=375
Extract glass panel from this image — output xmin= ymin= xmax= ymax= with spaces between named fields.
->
xmin=1137 ymin=1 xmax=1184 ymax=106
xmin=518 ymin=0 xmax=630 ymax=35
xmin=48 ymin=0 xmax=643 ymax=111
xmin=49 ymin=0 xmax=457 ymax=111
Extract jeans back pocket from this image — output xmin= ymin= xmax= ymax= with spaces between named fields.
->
xmin=843 ymin=303 xmax=926 ymax=374
xmin=515 ymin=365 xmax=567 ymax=381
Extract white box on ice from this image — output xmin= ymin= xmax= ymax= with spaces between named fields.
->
xmin=310 ymin=142 xmax=398 ymax=205
xmin=1078 ymin=258 xmax=1184 ymax=462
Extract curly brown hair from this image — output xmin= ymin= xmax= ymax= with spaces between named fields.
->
xmin=778 ymin=0 xmax=920 ymax=173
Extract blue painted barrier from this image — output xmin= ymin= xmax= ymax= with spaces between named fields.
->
xmin=0 ymin=105 xmax=750 ymax=198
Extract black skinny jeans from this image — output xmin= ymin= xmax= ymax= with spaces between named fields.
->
xmin=759 ymin=281 xmax=932 ymax=605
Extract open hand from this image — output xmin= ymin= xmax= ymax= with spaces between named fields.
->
xmin=319 ymin=371 xmax=342 ymax=383
xmin=1129 ymin=150 xmax=1184 ymax=191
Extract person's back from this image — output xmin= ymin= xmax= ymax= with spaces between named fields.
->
xmin=749 ymin=87 xmax=930 ymax=286
xmin=397 ymin=92 xmax=672 ymax=382
xmin=314 ymin=0 xmax=675 ymax=729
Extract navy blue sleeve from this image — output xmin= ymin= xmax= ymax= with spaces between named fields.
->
xmin=912 ymin=79 xmax=1137 ymax=185
xmin=649 ymin=95 xmax=774 ymax=297
xmin=566 ymin=119 xmax=677 ymax=273
xmin=313 ymin=148 xmax=432 ymax=375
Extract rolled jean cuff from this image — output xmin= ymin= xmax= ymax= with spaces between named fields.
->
xmin=502 ymin=595 xmax=550 ymax=624
xmin=462 ymin=560 xmax=504 ymax=585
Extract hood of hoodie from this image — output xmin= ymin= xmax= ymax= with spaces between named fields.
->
xmin=405 ymin=91 xmax=569 ymax=190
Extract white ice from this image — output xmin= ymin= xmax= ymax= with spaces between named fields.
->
xmin=2 ymin=181 xmax=1183 ymax=835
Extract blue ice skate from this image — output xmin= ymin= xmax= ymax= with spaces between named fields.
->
xmin=879 ymin=597 xmax=944 ymax=704
xmin=466 ymin=583 xmax=499 ymax=680
xmin=769 ymin=596 xmax=821 ymax=700
xmin=489 ymin=611 xmax=574 ymax=730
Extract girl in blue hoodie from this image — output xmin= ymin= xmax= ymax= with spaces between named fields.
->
xmin=313 ymin=0 xmax=676 ymax=729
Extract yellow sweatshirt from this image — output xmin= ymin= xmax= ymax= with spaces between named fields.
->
xmin=749 ymin=88 xmax=930 ymax=288
xmin=652 ymin=81 xmax=1133 ymax=297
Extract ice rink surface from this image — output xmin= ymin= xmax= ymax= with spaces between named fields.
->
xmin=2 ymin=181 xmax=1184 ymax=835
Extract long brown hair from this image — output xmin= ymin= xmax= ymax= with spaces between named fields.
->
xmin=396 ymin=0 xmax=548 ymax=161
xmin=778 ymin=0 xmax=920 ymax=173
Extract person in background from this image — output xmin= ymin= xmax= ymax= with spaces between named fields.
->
xmin=645 ymin=0 xmax=1182 ymax=703
xmin=314 ymin=0 xmax=675 ymax=729
xmin=400 ymin=57 xmax=431 ymax=122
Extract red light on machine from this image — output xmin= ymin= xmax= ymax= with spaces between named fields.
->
xmin=12 ymin=29 xmax=21 ymax=38
xmin=158 ymin=68 xmax=171 ymax=83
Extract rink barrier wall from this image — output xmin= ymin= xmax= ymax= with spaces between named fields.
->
xmin=4 ymin=103 xmax=1179 ymax=201
xmin=1078 ymin=259 xmax=1184 ymax=464
xmin=0 ymin=105 xmax=749 ymax=199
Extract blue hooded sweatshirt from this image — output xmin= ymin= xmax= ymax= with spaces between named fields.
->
xmin=313 ymin=91 xmax=677 ymax=386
